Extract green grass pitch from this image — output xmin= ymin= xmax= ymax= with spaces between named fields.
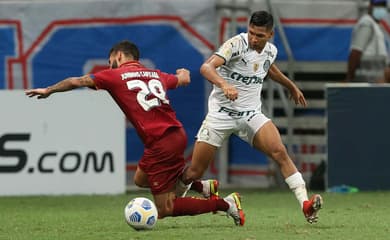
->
xmin=1 ymin=189 xmax=389 ymax=240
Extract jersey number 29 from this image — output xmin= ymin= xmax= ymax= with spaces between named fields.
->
xmin=127 ymin=79 xmax=169 ymax=111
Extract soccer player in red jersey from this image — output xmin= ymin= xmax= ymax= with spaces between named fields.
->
xmin=25 ymin=40 xmax=245 ymax=225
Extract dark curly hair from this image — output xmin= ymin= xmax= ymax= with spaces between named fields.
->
xmin=109 ymin=40 xmax=140 ymax=60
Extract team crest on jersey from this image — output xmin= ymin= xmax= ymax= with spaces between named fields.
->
xmin=263 ymin=60 xmax=271 ymax=72
xmin=223 ymin=48 xmax=232 ymax=58
xmin=253 ymin=63 xmax=259 ymax=72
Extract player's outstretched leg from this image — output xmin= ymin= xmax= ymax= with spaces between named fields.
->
xmin=224 ymin=192 xmax=245 ymax=226
xmin=169 ymin=192 xmax=244 ymax=226
xmin=303 ymin=194 xmax=323 ymax=223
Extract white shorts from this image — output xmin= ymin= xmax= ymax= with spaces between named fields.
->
xmin=196 ymin=110 xmax=270 ymax=147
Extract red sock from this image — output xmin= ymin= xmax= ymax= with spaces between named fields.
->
xmin=172 ymin=197 xmax=229 ymax=216
xmin=190 ymin=180 xmax=203 ymax=193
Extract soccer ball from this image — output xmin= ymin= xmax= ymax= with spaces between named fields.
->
xmin=124 ymin=197 xmax=158 ymax=230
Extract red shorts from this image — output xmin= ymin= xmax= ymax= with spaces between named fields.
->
xmin=138 ymin=127 xmax=187 ymax=195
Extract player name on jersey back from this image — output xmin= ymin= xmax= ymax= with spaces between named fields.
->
xmin=121 ymin=71 xmax=159 ymax=80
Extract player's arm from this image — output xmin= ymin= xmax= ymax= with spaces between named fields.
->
xmin=268 ymin=64 xmax=307 ymax=107
xmin=345 ymin=49 xmax=362 ymax=82
xmin=175 ymin=68 xmax=191 ymax=87
xmin=25 ymin=74 xmax=96 ymax=99
xmin=345 ymin=24 xmax=371 ymax=82
xmin=200 ymin=54 xmax=238 ymax=101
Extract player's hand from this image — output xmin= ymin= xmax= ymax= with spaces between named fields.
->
xmin=25 ymin=88 xmax=51 ymax=99
xmin=176 ymin=68 xmax=190 ymax=75
xmin=290 ymin=87 xmax=307 ymax=107
xmin=176 ymin=68 xmax=191 ymax=86
xmin=221 ymin=83 xmax=238 ymax=101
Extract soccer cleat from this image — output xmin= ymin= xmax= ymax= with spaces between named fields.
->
xmin=202 ymin=179 xmax=219 ymax=200
xmin=303 ymin=194 xmax=323 ymax=224
xmin=224 ymin=192 xmax=245 ymax=226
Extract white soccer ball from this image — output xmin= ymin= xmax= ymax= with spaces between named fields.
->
xmin=124 ymin=197 xmax=158 ymax=230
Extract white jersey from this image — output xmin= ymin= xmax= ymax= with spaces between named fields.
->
xmin=209 ymin=33 xmax=277 ymax=119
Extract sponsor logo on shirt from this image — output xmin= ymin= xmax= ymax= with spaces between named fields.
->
xmin=218 ymin=106 xmax=255 ymax=117
xmin=230 ymin=71 xmax=263 ymax=85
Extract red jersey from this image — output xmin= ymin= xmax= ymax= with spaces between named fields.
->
xmin=91 ymin=61 xmax=183 ymax=146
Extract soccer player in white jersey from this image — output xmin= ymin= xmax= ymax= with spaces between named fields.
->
xmin=177 ymin=10 xmax=322 ymax=224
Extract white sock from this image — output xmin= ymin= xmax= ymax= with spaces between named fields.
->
xmin=285 ymin=172 xmax=308 ymax=208
xmin=200 ymin=180 xmax=209 ymax=197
